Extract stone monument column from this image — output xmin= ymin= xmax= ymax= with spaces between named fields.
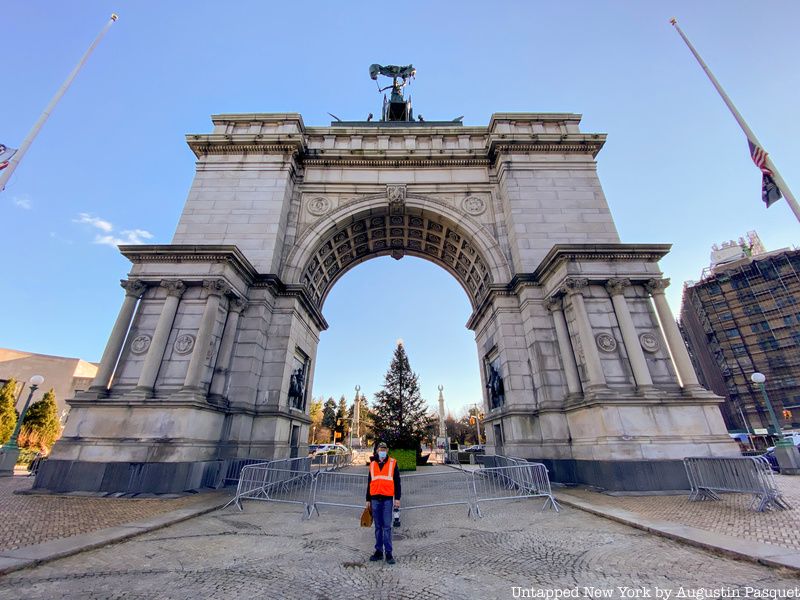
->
xmin=545 ymin=297 xmax=582 ymax=396
xmin=90 ymin=279 xmax=147 ymax=392
xmin=606 ymin=278 xmax=654 ymax=389
xmin=183 ymin=279 xmax=229 ymax=391
xmin=437 ymin=385 xmax=446 ymax=438
xmin=136 ymin=279 xmax=186 ymax=393
xmin=646 ymin=278 xmax=700 ymax=388
xmin=563 ymin=278 xmax=606 ymax=389
xmin=208 ymin=296 xmax=246 ymax=398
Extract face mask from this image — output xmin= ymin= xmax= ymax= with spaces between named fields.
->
xmin=378 ymin=451 xmax=387 ymax=460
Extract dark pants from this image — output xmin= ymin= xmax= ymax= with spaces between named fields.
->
xmin=371 ymin=498 xmax=393 ymax=555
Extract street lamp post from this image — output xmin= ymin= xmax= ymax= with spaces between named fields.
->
xmin=752 ymin=372 xmax=800 ymax=475
xmin=0 ymin=375 xmax=45 ymax=476
xmin=750 ymin=373 xmax=784 ymax=440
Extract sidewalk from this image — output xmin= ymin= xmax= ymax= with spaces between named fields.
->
xmin=0 ymin=475 xmax=229 ymax=575
xmin=555 ymin=473 xmax=800 ymax=571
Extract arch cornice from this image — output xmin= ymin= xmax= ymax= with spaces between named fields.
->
xmin=282 ymin=193 xmax=512 ymax=309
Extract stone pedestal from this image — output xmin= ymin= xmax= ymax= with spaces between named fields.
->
xmin=0 ymin=448 xmax=20 ymax=477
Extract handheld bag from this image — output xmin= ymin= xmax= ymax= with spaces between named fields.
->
xmin=360 ymin=505 xmax=373 ymax=527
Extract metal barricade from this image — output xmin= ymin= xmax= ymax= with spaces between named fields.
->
xmin=472 ymin=463 xmax=560 ymax=515
xmin=308 ymin=471 xmax=368 ymax=517
xmin=226 ymin=457 xmax=313 ymax=511
xmin=401 ymin=470 xmax=477 ymax=518
xmin=310 ymin=451 xmax=353 ymax=471
xmin=683 ymin=456 xmax=790 ymax=512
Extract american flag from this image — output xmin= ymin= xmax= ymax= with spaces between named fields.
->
xmin=0 ymin=144 xmax=16 ymax=171
xmin=748 ymin=140 xmax=782 ymax=208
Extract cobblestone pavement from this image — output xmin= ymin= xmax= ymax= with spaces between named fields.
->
xmin=559 ymin=473 xmax=800 ymax=550
xmin=0 ymin=476 xmax=204 ymax=552
xmin=0 ymin=495 xmax=797 ymax=599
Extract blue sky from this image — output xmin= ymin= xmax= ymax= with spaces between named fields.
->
xmin=1 ymin=1 xmax=798 ymax=415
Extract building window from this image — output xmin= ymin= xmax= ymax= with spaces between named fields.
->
xmin=719 ymin=312 xmax=733 ymax=321
xmin=731 ymin=344 xmax=747 ymax=356
xmin=724 ymin=327 xmax=740 ymax=339
xmin=758 ymin=339 xmax=779 ymax=352
xmin=750 ymin=321 xmax=770 ymax=333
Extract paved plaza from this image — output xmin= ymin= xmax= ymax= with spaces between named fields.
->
xmin=558 ymin=473 xmax=800 ymax=551
xmin=0 ymin=478 xmax=798 ymax=599
xmin=0 ymin=476 xmax=208 ymax=552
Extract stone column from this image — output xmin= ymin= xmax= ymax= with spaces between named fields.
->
xmin=563 ymin=278 xmax=606 ymax=388
xmin=183 ymin=279 xmax=229 ymax=391
xmin=208 ymin=296 xmax=246 ymax=398
xmin=606 ymin=278 xmax=654 ymax=389
xmin=545 ymin=297 xmax=582 ymax=395
xmin=136 ymin=279 xmax=186 ymax=393
xmin=90 ymin=279 xmax=147 ymax=392
xmin=646 ymin=278 xmax=700 ymax=388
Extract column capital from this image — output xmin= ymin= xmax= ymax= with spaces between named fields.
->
xmin=645 ymin=278 xmax=670 ymax=296
xmin=160 ymin=279 xmax=187 ymax=298
xmin=228 ymin=296 xmax=248 ymax=314
xmin=563 ymin=277 xmax=589 ymax=295
xmin=544 ymin=297 xmax=563 ymax=313
xmin=202 ymin=278 xmax=230 ymax=298
xmin=605 ymin=278 xmax=631 ymax=297
xmin=120 ymin=279 xmax=147 ymax=298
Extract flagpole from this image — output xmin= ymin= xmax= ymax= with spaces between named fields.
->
xmin=0 ymin=14 xmax=118 ymax=192
xmin=670 ymin=18 xmax=800 ymax=223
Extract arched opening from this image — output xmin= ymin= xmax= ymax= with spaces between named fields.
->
xmin=312 ymin=256 xmax=482 ymax=433
xmin=283 ymin=197 xmax=512 ymax=311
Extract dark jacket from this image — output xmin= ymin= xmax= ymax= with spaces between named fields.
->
xmin=366 ymin=455 xmax=402 ymax=501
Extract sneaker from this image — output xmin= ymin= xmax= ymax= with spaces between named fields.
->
xmin=385 ymin=553 xmax=396 ymax=565
xmin=369 ymin=551 xmax=383 ymax=562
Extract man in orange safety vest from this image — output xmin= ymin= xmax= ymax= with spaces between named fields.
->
xmin=365 ymin=441 xmax=402 ymax=564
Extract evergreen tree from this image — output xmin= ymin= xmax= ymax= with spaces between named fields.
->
xmin=371 ymin=342 xmax=428 ymax=448
xmin=20 ymin=388 xmax=61 ymax=452
xmin=0 ymin=378 xmax=18 ymax=445
xmin=335 ymin=395 xmax=349 ymax=441
xmin=321 ymin=397 xmax=337 ymax=430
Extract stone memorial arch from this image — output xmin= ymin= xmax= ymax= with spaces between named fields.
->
xmin=36 ymin=109 xmax=735 ymax=494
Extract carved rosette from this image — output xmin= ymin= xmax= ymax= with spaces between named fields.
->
xmin=307 ymin=196 xmax=331 ymax=216
xmin=595 ymin=332 xmax=617 ymax=353
xmin=161 ymin=279 xmax=187 ymax=298
xmin=645 ymin=278 xmax=670 ymax=296
xmin=639 ymin=332 xmax=661 ymax=353
xmin=605 ymin=278 xmax=631 ymax=297
xmin=461 ymin=196 xmax=486 ymax=216
xmin=121 ymin=279 xmax=147 ymax=298
xmin=174 ymin=334 xmax=196 ymax=355
xmin=130 ymin=334 xmax=151 ymax=355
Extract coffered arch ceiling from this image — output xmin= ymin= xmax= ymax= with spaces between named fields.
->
xmin=288 ymin=202 xmax=509 ymax=310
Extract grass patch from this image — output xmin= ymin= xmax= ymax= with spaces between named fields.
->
xmin=389 ymin=448 xmax=417 ymax=471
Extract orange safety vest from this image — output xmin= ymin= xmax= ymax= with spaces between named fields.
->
xmin=369 ymin=457 xmax=396 ymax=497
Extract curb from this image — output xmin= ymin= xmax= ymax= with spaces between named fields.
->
xmin=0 ymin=491 xmax=231 ymax=577
xmin=555 ymin=491 xmax=800 ymax=572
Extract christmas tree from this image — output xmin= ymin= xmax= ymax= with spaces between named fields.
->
xmin=371 ymin=342 xmax=428 ymax=449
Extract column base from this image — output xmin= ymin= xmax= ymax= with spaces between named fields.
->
xmin=0 ymin=447 xmax=20 ymax=476
xmin=531 ymin=458 xmax=691 ymax=491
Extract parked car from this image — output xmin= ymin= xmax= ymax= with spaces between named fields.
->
xmin=308 ymin=444 xmax=320 ymax=455
xmin=314 ymin=443 xmax=348 ymax=455
xmin=462 ymin=445 xmax=485 ymax=453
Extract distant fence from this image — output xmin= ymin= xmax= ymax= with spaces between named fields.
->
xmin=684 ymin=456 xmax=790 ymax=512
xmin=227 ymin=454 xmax=558 ymax=519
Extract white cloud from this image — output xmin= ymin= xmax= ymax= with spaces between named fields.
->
xmin=94 ymin=229 xmax=154 ymax=247
xmin=13 ymin=195 xmax=32 ymax=210
xmin=74 ymin=212 xmax=154 ymax=248
xmin=74 ymin=212 xmax=113 ymax=232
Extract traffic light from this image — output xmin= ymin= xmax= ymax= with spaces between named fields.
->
xmin=783 ymin=409 xmax=792 ymax=421
xmin=469 ymin=416 xmax=475 ymax=425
